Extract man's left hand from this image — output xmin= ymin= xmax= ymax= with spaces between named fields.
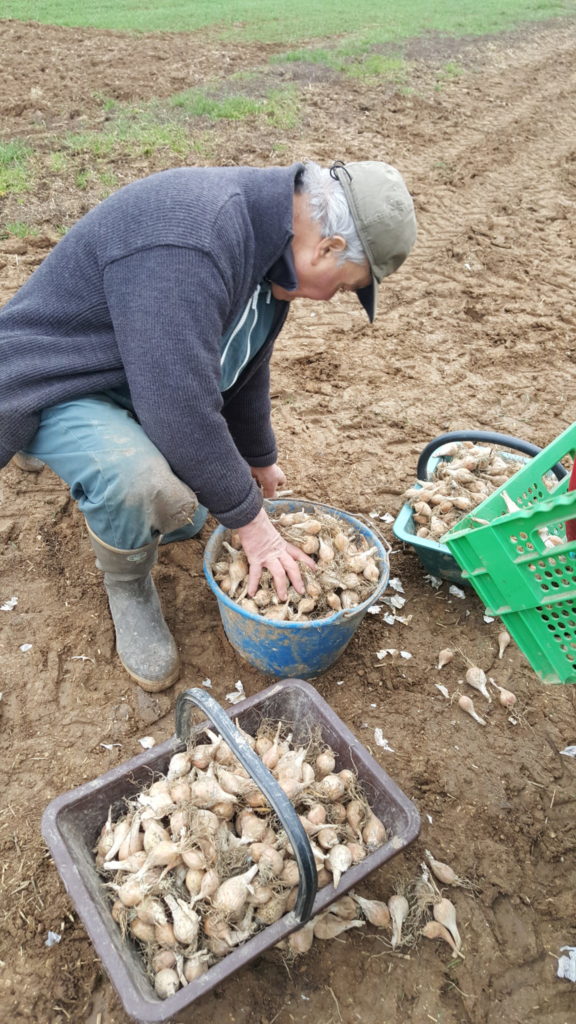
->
xmin=250 ymin=463 xmax=287 ymax=499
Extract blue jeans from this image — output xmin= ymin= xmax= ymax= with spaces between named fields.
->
xmin=22 ymin=392 xmax=207 ymax=549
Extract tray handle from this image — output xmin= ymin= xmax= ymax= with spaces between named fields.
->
xmin=175 ymin=688 xmax=318 ymax=923
xmin=416 ymin=430 xmax=567 ymax=483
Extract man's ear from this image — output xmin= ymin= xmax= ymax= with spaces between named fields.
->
xmin=316 ymin=234 xmax=347 ymax=260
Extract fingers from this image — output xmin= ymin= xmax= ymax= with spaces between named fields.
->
xmin=285 ymin=543 xmax=317 ymax=570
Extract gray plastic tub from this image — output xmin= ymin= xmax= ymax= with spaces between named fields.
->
xmin=42 ymin=678 xmax=420 ymax=1024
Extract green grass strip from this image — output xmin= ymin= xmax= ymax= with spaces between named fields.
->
xmin=2 ymin=0 xmax=574 ymax=40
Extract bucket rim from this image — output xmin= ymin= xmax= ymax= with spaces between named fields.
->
xmin=203 ymin=498 xmax=390 ymax=627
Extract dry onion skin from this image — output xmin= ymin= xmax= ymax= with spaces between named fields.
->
xmin=211 ymin=507 xmax=384 ymax=621
xmin=94 ymin=720 xmax=387 ymax=998
xmin=403 ymin=441 xmax=520 ymax=542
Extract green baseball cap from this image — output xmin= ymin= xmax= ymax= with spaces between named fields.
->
xmin=330 ymin=160 xmax=417 ymax=322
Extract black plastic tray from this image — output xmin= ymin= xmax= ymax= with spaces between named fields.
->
xmin=42 ymin=679 xmax=420 ymax=1024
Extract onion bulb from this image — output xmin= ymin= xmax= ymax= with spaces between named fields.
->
xmin=433 ymin=897 xmax=462 ymax=951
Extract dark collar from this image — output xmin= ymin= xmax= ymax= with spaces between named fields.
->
xmin=265 ymin=241 xmax=298 ymax=291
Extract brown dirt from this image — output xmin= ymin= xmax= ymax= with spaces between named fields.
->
xmin=1 ymin=16 xmax=576 ymax=1024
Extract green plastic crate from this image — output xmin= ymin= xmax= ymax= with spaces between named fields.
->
xmin=444 ymin=423 xmax=576 ymax=684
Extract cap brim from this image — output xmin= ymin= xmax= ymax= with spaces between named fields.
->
xmin=356 ymin=275 xmax=378 ymax=323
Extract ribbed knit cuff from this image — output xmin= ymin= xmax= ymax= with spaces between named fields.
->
xmin=214 ymin=481 xmax=264 ymax=530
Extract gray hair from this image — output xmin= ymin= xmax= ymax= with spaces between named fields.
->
xmin=298 ymin=161 xmax=367 ymax=266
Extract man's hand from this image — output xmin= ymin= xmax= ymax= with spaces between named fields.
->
xmin=236 ymin=508 xmax=316 ymax=600
xmin=250 ymin=463 xmax=286 ymax=499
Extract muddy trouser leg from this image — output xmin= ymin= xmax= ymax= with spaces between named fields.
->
xmin=21 ymin=393 xmax=207 ymax=689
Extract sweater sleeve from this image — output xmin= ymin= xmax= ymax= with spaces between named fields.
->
xmin=222 ymin=350 xmax=277 ymax=467
xmin=102 ymin=245 xmax=263 ymax=528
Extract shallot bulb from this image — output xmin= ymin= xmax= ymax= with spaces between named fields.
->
xmin=353 ymin=895 xmax=391 ymax=928
xmin=433 ymin=897 xmax=462 ymax=951
xmin=388 ymin=894 xmax=409 ymax=950
xmin=421 ymin=920 xmax=465 ymax=959
xmin=213 ymin=864 xmax=258 ymax=918
xmin=437 ymin=648 xmax=454 ymax=670
xmin=497 ymin=630 xmax=511 ymax=659
xmin=464 ymin=666 xmax=491 ymax=702
xmin=288 ymin=919 xmax=315 ymax=955
xmin=325 ymin=844 xmax=352 ymax=888
xmin=424 ymin=850 xmax=463 ymax=887
xmin=154 ymin=967 xmax=180 ymax=999
xmin=313 ymin=913 xmax=364 ymax=940
xmin=458 ymin=694 xmax=487 ymax=726
xmin=489 ymin=679 xmax=517 ymax=707
xmin=164 ymin=894 xmax=200 ymax=947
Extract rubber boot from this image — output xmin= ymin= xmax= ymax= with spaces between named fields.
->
xmin=87 ymin=527 xmax=180 ymax=692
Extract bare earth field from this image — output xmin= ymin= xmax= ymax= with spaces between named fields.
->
xmin=1 ymin=16 xmax=576 ymax=1024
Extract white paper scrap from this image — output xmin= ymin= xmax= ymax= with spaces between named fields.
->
xmin=424 ymin=575 xmax=442 ymax=590
xmin=201 ymin=678 xmax=212 ymax=688
xmin=560 ymin=746 xmax=576 ymax=758
xmin=1 ymin=596 xmax=18 ymax=611
xmin=483 ymin=615 xmax=495 ymax=623
xmin=383 ymin=594 xmax=406 ymax=610
xmin=45 ymin=931 xmax=61 ymax=948
xmin=367 ymin=605 xmax=381 ymax=615
xmin=399 ymin=651 xmax=412 ymax=660
xmin=389 ymin=578 xmax=405 ymax=593
xmin=374 ymin=728 xmax=394 ymax=751
xmin=449 ymin=585 xmax=466 ymax=599
xmin=139 ymin=736 xmax=156 ymax=749
xmin=226 ymin=681 xmax=245 ymax=704
xmin=380 ymin=512 xmax=394 ymax=524
xmin=19 ymin=643 xmax=32 ymax=652
xmin=100 ymin=743 xmax=122 ymax=750
xmin=376 ymin=649 xmax=397 ymax=659
xmin=557 ymin=947 xmax=576 ymax=982
xmin=335 ymin=680 xmax=344 ymax=686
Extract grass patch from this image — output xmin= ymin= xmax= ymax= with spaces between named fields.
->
xmin=0 ymin=141 xmax=32 ymax=197
xmin=1 ymin=0 xmax=574 ymax=40
xmin=2 ymin=220 xmax=39 ymax=239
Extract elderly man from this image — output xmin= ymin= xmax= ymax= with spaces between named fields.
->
xmin=0 ymin=159 xmax=416 ymax=691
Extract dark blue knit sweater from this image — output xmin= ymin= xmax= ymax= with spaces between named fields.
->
xmin=0 ymin=163 xmax=303 ymax=527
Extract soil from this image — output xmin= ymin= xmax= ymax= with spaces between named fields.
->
xmin=1 ymin=15 xmax=576 ymax=1024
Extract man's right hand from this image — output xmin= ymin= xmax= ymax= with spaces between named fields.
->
xmin=236 ymin=508 xmax=316 ymax=600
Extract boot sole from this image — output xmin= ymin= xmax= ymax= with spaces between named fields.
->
xmin=120 ymin=658 xmax=181 ymax=693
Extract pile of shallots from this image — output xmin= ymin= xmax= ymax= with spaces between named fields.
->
xmin=94 ymin=720 xmax=387 ymax=999
xmin=403 ymin=441 xmax=520 ymax=542
xmin=211 ymin=507 xmax=383 ymax=621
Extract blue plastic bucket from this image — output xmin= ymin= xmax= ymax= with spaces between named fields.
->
xmin=203 ymin=499 xmax=390 ymax=678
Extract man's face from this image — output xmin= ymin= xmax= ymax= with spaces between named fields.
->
xmin=271 ymin=252 xmax=371 ymax=303
xmin=271 ymin=192 xmax=372 ymax=304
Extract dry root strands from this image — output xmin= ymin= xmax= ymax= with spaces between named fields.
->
xmin=212 ymin=506 xmax=383 ymax=621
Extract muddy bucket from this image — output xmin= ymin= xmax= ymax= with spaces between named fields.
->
xmin=203 ymin=499 xmax=390 ymax=678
